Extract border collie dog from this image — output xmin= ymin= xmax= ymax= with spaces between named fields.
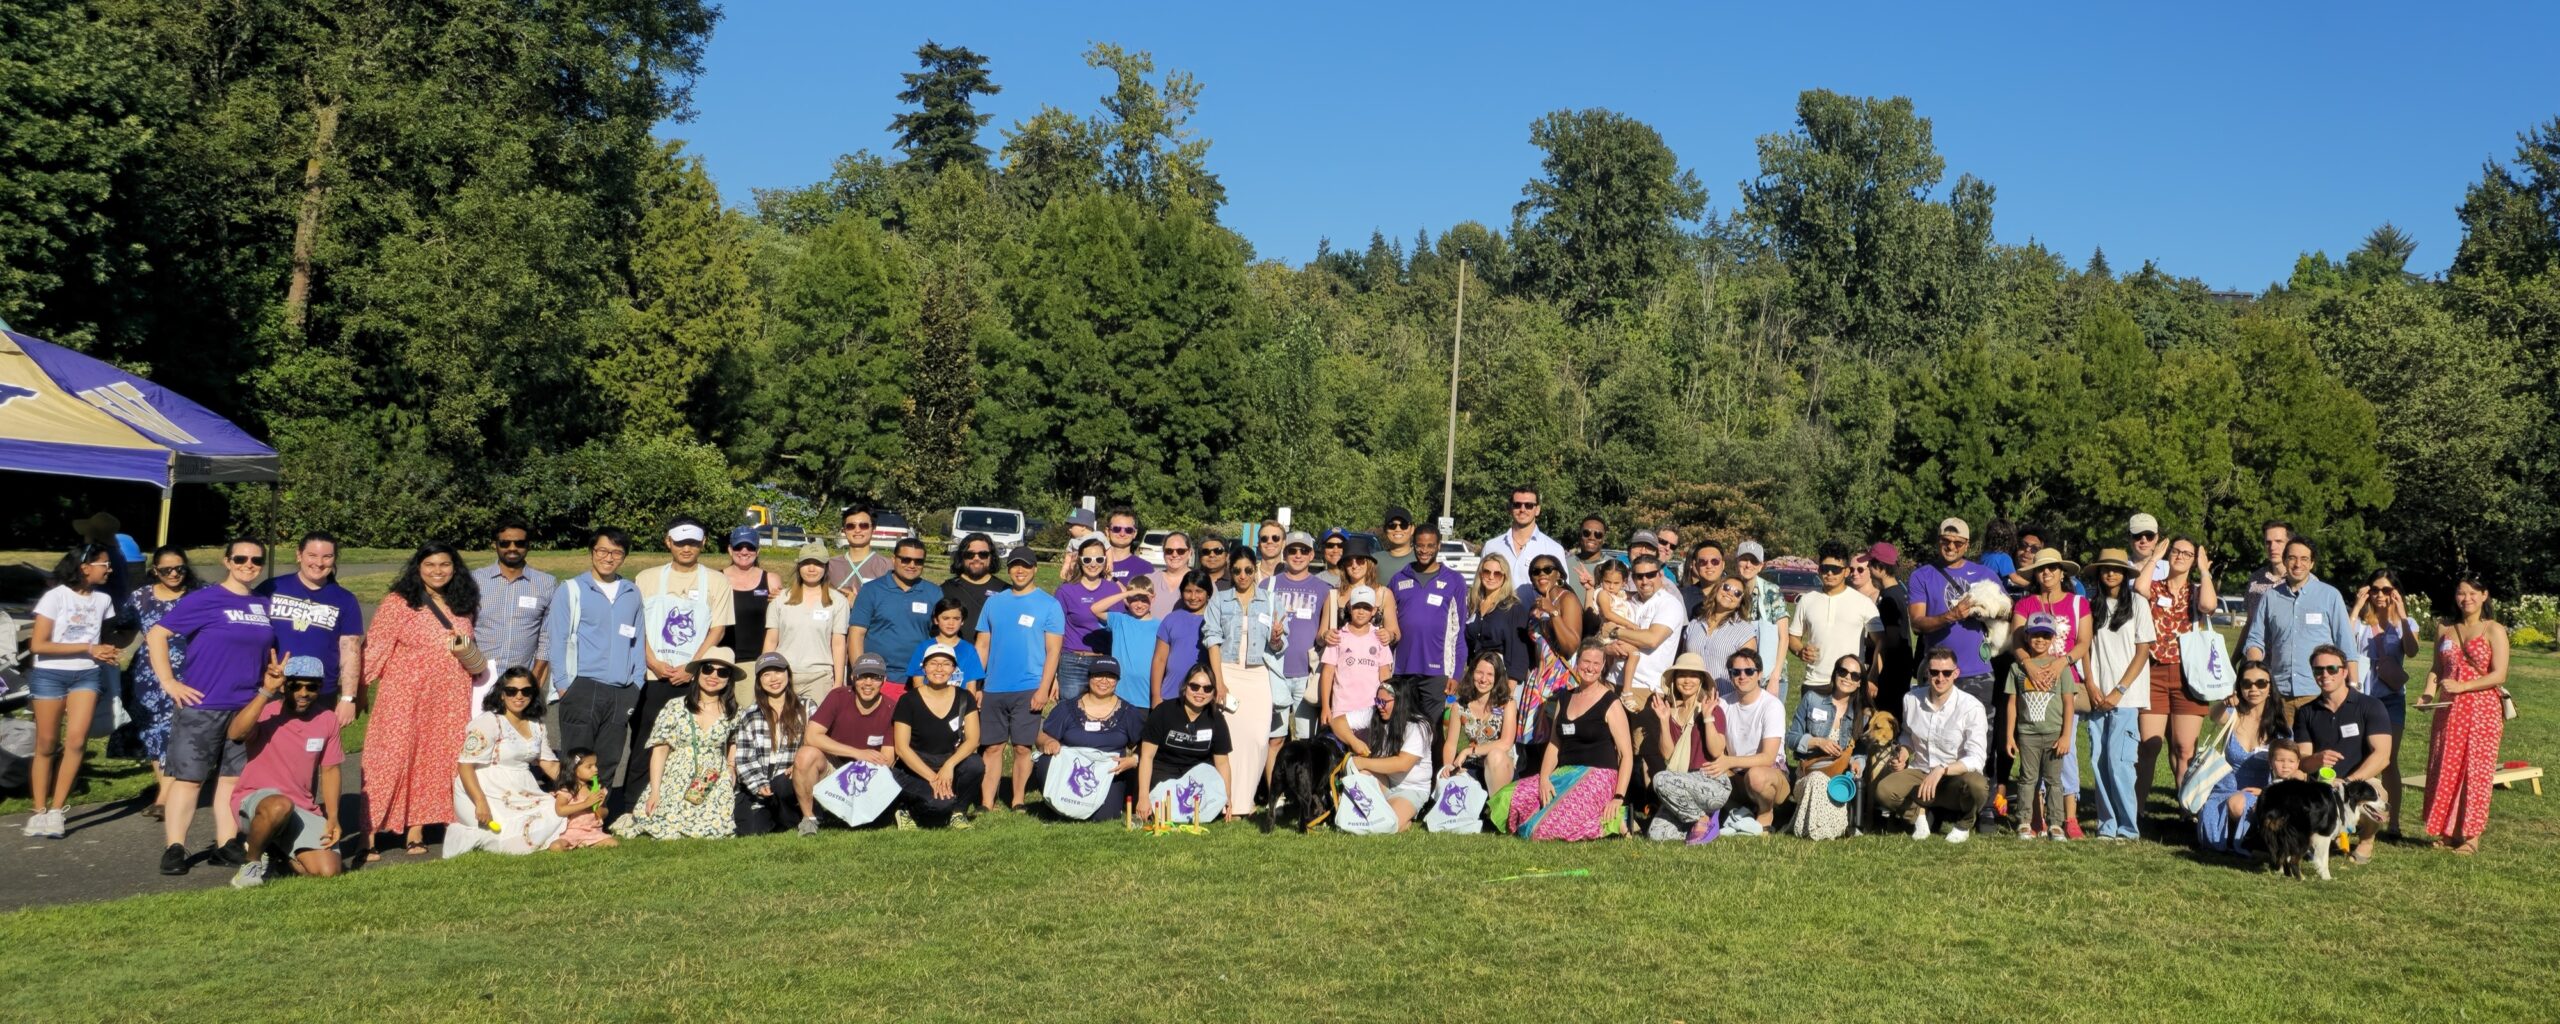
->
xmin=2252 ymin=777 xmax=2388 ymax=881
xmin=1261 ymin=738 xmax=1343 ymax=834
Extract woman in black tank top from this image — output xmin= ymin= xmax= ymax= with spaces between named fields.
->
xmin=722 ymin=535 xmax=780 ymax=660
xmin=1551 ymin=681 xmax=1620 ymax=767
xmin=1506 ymin=644 xmax=1635 ymax=841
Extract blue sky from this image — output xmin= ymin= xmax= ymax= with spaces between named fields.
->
xmin=662 ymin=1 xmax=2560 ymax=291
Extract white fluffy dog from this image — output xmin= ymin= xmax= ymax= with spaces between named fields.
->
xmin=1965 ymin=579 xmax=2013 ymax=654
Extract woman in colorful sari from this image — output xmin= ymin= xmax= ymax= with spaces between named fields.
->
xmin=1505 ymin=644 xmax=1631 ymax=840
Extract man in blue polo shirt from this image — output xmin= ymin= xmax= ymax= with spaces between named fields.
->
xmin=975 ymin=547 xmax=1062 ymax=811
xmin=850 ymin=537 xmax=942 ymax=673
xmin=1389 ymin=522 xmax=1470 ymax=711
xmin=255 ymin=531 xmax=366 ymax=722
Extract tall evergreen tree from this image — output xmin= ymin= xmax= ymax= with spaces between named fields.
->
xmin=889 ymin=41 xmax=1000 ymax=174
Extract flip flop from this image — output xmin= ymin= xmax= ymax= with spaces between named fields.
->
xmin=404 ymin=841 xmax=429 ymax=856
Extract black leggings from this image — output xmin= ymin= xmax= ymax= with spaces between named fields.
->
xmin=732 ymin=777 xmax=805 ymax=835
xmin=894 ymin=754 xmax=987 ymax=825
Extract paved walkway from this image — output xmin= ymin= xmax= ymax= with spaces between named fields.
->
xmin=0 ymin=751 xmax=442 ymax=912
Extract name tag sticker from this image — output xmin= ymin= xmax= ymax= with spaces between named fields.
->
xmin=812 ymin=609 xmax=828 ymax=622
xmin=304 ymin=737 xmax=326 ymax=753
xmin=618 ymin=625 xmax=637 ymax=638
xmin=2340 ymin=723 xmax=2361 ymax=738
xmin=1195 ymin=729 xmax=1213 ymax=742
xmin=1561 ymin=722 xmax=1577 ymax=736
xmin=911 ymin=601 xmax=927 ymax=615
xmin=2305 ymin=612 xmax=2325 ymax=626
xmin=1810 ymin=708 xmax=1829 ymax=721
xmin=1426 ymin=594 xmax=1445 ymax=607
xmin=1083 ymin=720 xmax=1103 ymax=732
xmin=517 ymin=595 xmax=539 ymax=610
xmin=1397 ymin=579 xmax=1414 ymax=590
xmin=866 ymin=734 xmax=885 ymax=746
xmin=1295 ymin=608 xmax=1314 ymax=620
xmin=2156 ymin=595 xmax=2172 ymax=609
xmin=1018 ymin=614 xmax=1036 ymax=628
xmin=947 ymin=717 xmax=962 ymax=731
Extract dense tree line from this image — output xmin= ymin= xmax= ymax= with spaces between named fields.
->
xmin=8 ymin=14 xmax=2557 ymax=603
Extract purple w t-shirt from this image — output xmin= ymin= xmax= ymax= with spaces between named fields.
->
xmin=156 ymin=586 xmax=277 ymax=710
xmin=1268 ymin=573 xmax=1333 ymax=678
xmin=1911 ymin=559 xmax=2003 ymax=677
xmin=256 ymin=575 xmax=365 ymax=694
xmin=1389 ymin=563 xmax=1471 ymax=678
xmin=1057 ymin=580 xmax=1123 ymax=654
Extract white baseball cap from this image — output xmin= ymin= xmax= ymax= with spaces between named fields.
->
xmin=666 ymin=523 xmax=707 ymax=544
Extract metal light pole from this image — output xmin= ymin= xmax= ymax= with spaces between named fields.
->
xmin=1439 ymin=257 xmax=1466 ymax=526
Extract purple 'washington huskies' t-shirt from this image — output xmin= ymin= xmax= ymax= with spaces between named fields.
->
xmin=1268 ymin=573 xmax=1333 ymax=678
xmin=1390 ymin=563 xmax=1472 ymax=678
xmin=156 ymin=586 xmax=277 ymax=710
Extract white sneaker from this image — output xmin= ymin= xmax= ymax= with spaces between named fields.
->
xmin=22 ymin=810 xmax=49 ymax=838
xmin=1946 ymin=826 xmax=1971 ymax=844
xmin=795 ymin=817 xmax=820 ymax=838
xmin=230 ymin=860 xmax=267 ymax=889
xmin=2017 ymin=825 xmax=2038 ymax=840
xmin=47 ymin=809 xmax=67 ymax=837
xmin=1910 ymin=811 xmax=1931 ymax=840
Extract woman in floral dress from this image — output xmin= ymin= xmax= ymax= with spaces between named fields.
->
xmin=362 ymin=543 xmax=481 ymax=857
xmin=126 ymin=545 xmax=201 ymax=820
xmin=2422 ymin=575 xmax=2507 ymax=855
xmin=613 ymin=649 xmax=741 ymax=840
xmin=447 ymin=667 xmax=569 ymax=857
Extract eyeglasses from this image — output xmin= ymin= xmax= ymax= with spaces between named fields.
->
xmin=593 ymin=546 xmax=628 ymax=558
xmin=895 ymin=556 xmax=925 ymax=566
xmin=1818 ymin=564 xmax=1846 ymax=574
xmin=1632 ymin=570 xmax=1660 ymax=581
xmin=282 ymin=681 xmax=323 ymax=694
xmin=963 ymin=549 xmax=993 ymax=560
xmin=1107 ymin=525 xmax=1137 ymax=535
xmin=228 ymin=555 xmax=266 ymax=566
xmin=1510 ymin=501 xmax=1538 ymax=510
xmin=1184 ymin=683 xmax=1216 ymax=694
xmin=500 ymin=686 xmax=535 ymax=697
xmin=1731 ymin=667 xmax=1760 ymax=678
xmin=496 ymin=539 xmax=530 ymax=549
xmin=2312 ymin=664 xmax=2346 ymax=677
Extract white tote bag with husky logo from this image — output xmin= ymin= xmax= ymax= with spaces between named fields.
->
xmin=1334 ymin=765 xmax=1400 ymax=835
xmin=1147 ymin=762 xmax=1228 ymax=823
xmin=1044 ymin=746 xmax=1121 ymax=820
xmin=1422 ymin=774 xmax=1487 ymax=833
xmin=814 ymin=759 xmax=899 ymax=827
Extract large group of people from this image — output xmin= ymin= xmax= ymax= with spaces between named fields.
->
xmin=8 ymin=494 xmax=2517 ymax=887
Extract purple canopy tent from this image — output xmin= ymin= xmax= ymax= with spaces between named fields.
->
xmin=0 ymin=329 xmax=279 ymax=543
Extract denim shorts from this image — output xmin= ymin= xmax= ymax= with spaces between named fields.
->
xmin=28 ymin=665 xmax=111 ymax=700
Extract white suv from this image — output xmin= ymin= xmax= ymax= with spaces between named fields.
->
xmin=950 ymin=507 xmax=1027 ymax=554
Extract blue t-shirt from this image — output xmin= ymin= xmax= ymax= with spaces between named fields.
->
xmin=850 ymin=575 xmax=944 ymax=672
xmin=1040 ymin=697 xmax=1148 ymax=752
xmin=1057 ymin=580 xmax=1122 ymax=654
xmin=1910 ymin=559 xmax=2004 ymax=677
xmin=156 ymin=586 xmax=277 ymax=711
xmin=255 ymin=576 xmax=365 ymax=695
xmin=1107 ymin=611 xmax=1162 ymax=706
xmin=905 ymin=639 xmax=986 ymax=686
xmin=976 ymin=588 xmax=1064 ymax=693
xmin=1982 ymin=551 xmax=2020 ymax=596
xmin=1154 ymin=607 xmax=1208 ymax=701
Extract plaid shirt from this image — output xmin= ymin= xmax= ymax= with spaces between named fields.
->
xmin=731 ymin=699 xmax=816 ymax=794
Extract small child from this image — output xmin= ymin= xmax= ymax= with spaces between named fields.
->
xmin=549 ymin=748 xmax=619 ymax=850
xmin=1320 ymin=586 xmax=1391 ymax=735
xmin=2005 ymin=615 xmax=2078 ymax=841
xmin=2269 ymin=744 xmax=2307 ymax=783
xmin=1095 ymin=578 xmax=1161 ymax=708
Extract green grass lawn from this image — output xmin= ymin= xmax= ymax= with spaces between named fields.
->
xmin=3 ymin=647 xmax=2552 ymax=1022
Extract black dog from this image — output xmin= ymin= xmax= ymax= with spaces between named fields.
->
xmin=2252 ymin=778 xmax=2387 ymax=881
xmin=1260 ymin=738 xmax=1342 ymax=834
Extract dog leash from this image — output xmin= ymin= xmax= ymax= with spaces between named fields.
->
xmin=1310 ymin=754 xmax=1347 ymax=830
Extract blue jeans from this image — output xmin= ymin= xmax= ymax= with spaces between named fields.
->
xmin=29 ymin=665 xmax=111 ymax=700
xmin=2086 ymin=706 xmax=2142 ymax=838
xmin=1271 ymin=673 xmax=1315 ymax=739
xmin=1057 ymin=650 xmax=1099 ymax=699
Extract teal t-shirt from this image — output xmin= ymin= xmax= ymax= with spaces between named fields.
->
xmin=1108 ymin=611 xmax=1163 ymax=707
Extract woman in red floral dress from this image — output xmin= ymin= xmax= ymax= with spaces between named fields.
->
xmin=2421 ymin=575 xmax=2506 ymax=855
xmin=362 ymin=543 xmax=481 ymax=857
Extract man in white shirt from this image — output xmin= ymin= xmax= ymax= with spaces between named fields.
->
xmin=1878 ymin=647 xmax=1990 ymax=842
xmin=1712 ymin=649 xmax=1792 ymax=834
xmin=1480 ymin=484 xmax=1575 ymax=602
xmin=1599 ymin=555 xmax=1683 ymax=700
xmin=1790 ymin=540 xmax=1881 ymax=695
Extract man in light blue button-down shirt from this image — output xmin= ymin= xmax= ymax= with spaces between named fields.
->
xmin=2241 ymin=537 xmax=2360 ymax=718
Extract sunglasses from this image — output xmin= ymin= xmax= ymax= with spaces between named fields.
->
xmin=2133 ymin=531 xmax=2158 ymax=541
xmin=1385 ymin=520 xmax=1411 ymax=529
xmin=1632 ymin=570 xmax=1661 ymax=580
xmin=2372 ymin=586 xmax=2397 ymax=595
xmin=2312 ymin=664 xmax=2346 ymax=676
xmin=1927 ymin=669 xmax=1958 ymax=678
xmin=1719 ymin=588 xmax=1741 ymax=598
xmin=843 ymin=521 xmax=873 ymax=530
xmin=1819 ymin=564 xmax=1846 ymax=574
xmin=1731 ymin=667 xmax=1760 ymax=678
xmin=1260 ymin=534 xmax=1282 ymax=543
xmin=1201 ymin=546 xmax=1228 ymax=556
xmin=282 ymin=680 xmax=323 ymax=694
xmin=731 ymin=543 xmax=758 ymax=552
xmin=1233 ymin=567 xmax=1257 ymax=577
xmin=501 ymin=686 xmax=535 ymax=697
xmin=1323 ymin=541 xmax=1343 ymax=549
xmin=895 ymin=556 xmax=925 ymax=566
xmin=1531 ymin=566 xmax=1561 ymax=576
xmin=228 ymin=555 xmax=266 ymax=566
xmin=1080 ymin=556 xmax=1107 ymax=565
xmin=1184 ymin=683 xmax=1216 ymax=694
xmin=1482 ymin=567 xmax=1507 ymax=577
xmin=152 ymin=565 xmax=186 ymax=575
xmin=1107 ymin=525 xmax=1137 ymax=535
xmin=496 ymin=539 xmax=530 ymax=549
xmin=1581 ymin=529 xmax=1606 ymax=539
xmin=1164 ymin=547 xmax=1189 ymax=556
xmin=963 ymin=549 xmax=993 ymax=559
xmin=2241 ymin=677 xmax=2273 ymax=688
xmin=1510 ymin=501 xmax=1538 ymax=510
xmin=1839 ymin=670 xmax=1866 ymax=681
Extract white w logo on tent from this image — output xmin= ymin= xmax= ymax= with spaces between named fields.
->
xmin=77 ymin=381 xmax=198 ymax=444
